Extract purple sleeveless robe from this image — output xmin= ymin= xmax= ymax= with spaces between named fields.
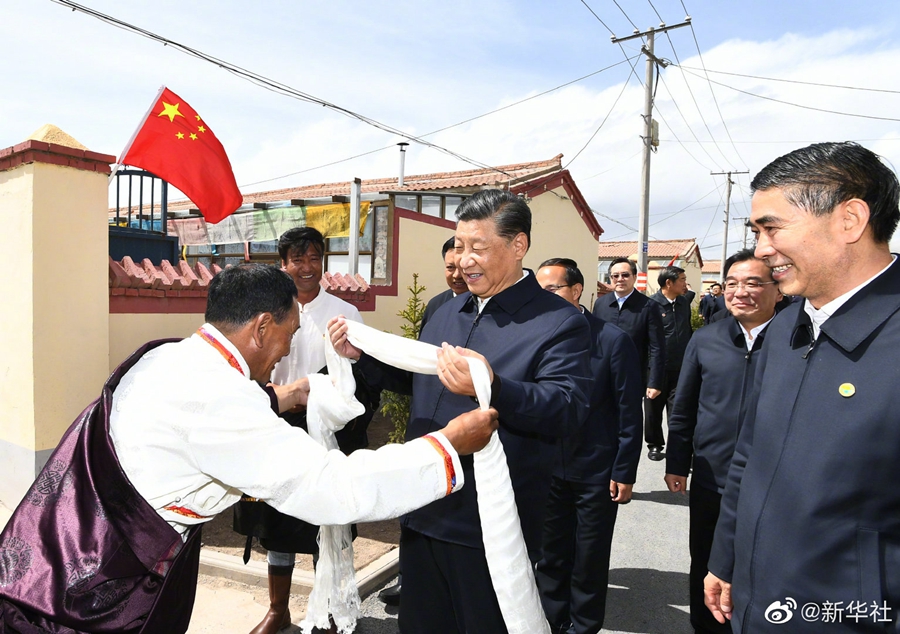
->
xmin=0 ymin=340 xmax=203 ymax=634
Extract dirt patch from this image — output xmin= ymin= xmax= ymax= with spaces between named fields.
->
xmin=200 ymin=412 xmax=402 ymax=572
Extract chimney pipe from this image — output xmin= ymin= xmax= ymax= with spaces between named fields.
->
xmin=398 ymin=142 xmax=409 ymax=188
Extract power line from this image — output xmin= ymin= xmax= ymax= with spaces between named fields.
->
xmin=676 ymin=64 xmax=900 ymax=95
xmin=679 ymin=1 xmax=751 ymax=170
xmin=656 ymin=70 xmax=724 ymax=169
xmin=242 ymin=56 xmax=638 ymax=188
xmin=52 ymin=0 xmax=516 ymax=179
xmin=679 ymin=67 xmax=900 ymax=123
xmin=565 ymin=68 xmax=634 ymax=169
xmin=610 ymin=0 xmax=639 ymax=30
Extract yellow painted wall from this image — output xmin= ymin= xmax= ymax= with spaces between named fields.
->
xmin=0 ymin=166 xmax=37 ymax=450
xmin=109 ymin=313 xmax=206 ymax=372
xmin=363 ymin=215 xmax=455 ymax=334
xmin=30 ymin=163 xmax=110 ymax=450
xmin=524 ymin=187 xmax=600 ymax=308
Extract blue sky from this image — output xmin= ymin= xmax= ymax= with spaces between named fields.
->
xmin=5 ymin=0 xmax=900 ymax=255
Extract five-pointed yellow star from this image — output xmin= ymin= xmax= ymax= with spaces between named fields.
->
xmin=190 ymin=133 xmax=198 ymax=140
xmin=195 ymin=115 xmax=202 ymax=121
xmin=198 ymin=125 xmax=206 ymax=133
xmin=176 ymin=132 xmax=185 ymax=139
xmin=158 ymin=101 xmax=184 ymax=123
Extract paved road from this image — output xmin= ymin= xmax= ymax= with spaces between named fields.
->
xmin=189 ymin=441 xmax=694 ymax=633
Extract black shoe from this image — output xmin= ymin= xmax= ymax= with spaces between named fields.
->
xmin=648 ymin=445 xmax=664 ymax=461
xmin=378 ymin=580 xmax=401 ymax=606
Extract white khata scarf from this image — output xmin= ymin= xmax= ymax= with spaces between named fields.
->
xmin=300 ymin=320 xmax=549 ymax=634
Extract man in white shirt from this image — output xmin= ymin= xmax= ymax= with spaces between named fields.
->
xmin=704 ymin=142 xmax=900 ymax=632
xmin=0 ymin=264 xmax=497 ymax=634
xmin=238 ymin=227 xmax=375 ymax=634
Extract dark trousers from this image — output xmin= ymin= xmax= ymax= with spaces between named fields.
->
xmin=644 ymin=367 xmax=681 ymax=448
xmin=536 ymin=476 xmax=619 ymax=634
xmin=689 ymin=484 xmax=733 ymax=634
xmin=398 ymin=527 xmax=507 ymax=634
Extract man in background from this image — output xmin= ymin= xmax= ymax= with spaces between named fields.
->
xmin=645 ymin=266 xmax=695 ymax=461
xmin=665 ymin=249 xmax=781 ymax=634
xmin=536 ymin=258 xmax=642 ymax=634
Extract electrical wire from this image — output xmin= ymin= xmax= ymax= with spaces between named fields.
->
xmin=656 ymin=70 xmax=724 ymax=169
xmin=679 ymin=66 xmax=900 ymax=123
xmin=610 ymin=0 xmax=639 ymax=31
xmin=241 ymin=56 xmax=638 ymax=189
xmin=675 ymin=64 xmax=900 ymax=95
xmin=564 ymin=68 xmax=634 ymax=169
xmin=51 ymin=0 xmax=516 ymax=179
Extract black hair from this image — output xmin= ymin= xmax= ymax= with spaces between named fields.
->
xmin=608 ymin=257 xmax=637 ymax=276
xmin=751 ymin=142 xmax=900 ymax=244
xmin=710 ymin=282 xmax=722 ymax=290
xmin=205 ymin=264 xmax=297 ymax=330
xmin=539 ymin=257 xmax=584 ymax=287
xmin=278 ymin=227 xmax=325 ymax=262
xmin=455 ymin=189 xmax=531 ymax=248
xmin=441 ymin=236 xmax=456 ymax=259
xmin=723 ymin=248 xmax=772 ymax=279
xmin=658 ymin=265 xmax=686 ymax=288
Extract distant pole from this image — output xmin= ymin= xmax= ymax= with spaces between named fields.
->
xmin=349 ymin=177 xmax=361 ymax=276
xmin=612 ymin=19 xmax=691 ymax=282
xmin=711 ymin=171 xmax=749 ymax=282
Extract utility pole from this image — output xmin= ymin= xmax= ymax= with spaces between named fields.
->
xmin=711 ymin=171 xmax=749 ymax=282
xmin=736 ymin=217 xmax=750 ymax=249
xmin=612 ymin=18 xmax=691 ymax=283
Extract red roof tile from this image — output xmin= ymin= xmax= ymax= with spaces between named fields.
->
xmin=702 ymin=260 xmax=722 ymax=274
xmin=598 ymin=238 xmax=700 ymax=261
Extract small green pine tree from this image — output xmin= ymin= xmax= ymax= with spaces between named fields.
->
xmin=381 ymin=273 xmax=427 ymax=443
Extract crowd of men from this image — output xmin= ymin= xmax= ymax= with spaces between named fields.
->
xmin=0 ymin=140 xmax=897 ymax=634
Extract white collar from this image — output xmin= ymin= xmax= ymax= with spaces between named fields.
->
xmin=615 ymin=289 xmax=634 ymax=304
xmin=195 ymin=323 xmax=251 ymax=378
xmin=476 ymin=270 xmax=529 ymax=314
xmin=803 ymin=254 xmax=897 ymax=339
xmin=738 ymin=316 xmax=774 ymax=351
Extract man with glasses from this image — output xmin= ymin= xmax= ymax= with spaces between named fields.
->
xmin=593 ymin=258 xmax=666 ymax=454
xmin=536 ymin=258 xmax=642 ymax=634
xmin=664 ymin=249 xmax=781 ymax=634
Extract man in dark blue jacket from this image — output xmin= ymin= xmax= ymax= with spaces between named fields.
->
xmin=645 ymin=266 xmax=695 ymax=460
xmin=535 ymin=258 xmax=642 ymax=634
xmin=420 ymin=236 xmax=469 ymax=332
xmin=665 ymin=249 xmax=782 ymax=634
xmin=705 ymin=142 xmax=900 ymax=632
xmin=700 ymin=283 xmax=726 ymax=324
xmin=330 ymin=190 xmax=592 ymax=634
xmin=593 ymin=258 xmax=666 ymax=450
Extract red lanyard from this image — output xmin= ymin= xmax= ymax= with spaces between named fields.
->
xmin=196 ymin=327 xmax=245 ymax=376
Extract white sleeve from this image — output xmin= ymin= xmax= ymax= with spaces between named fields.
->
xmin=188 ymin=389 xmax=462 ymax=525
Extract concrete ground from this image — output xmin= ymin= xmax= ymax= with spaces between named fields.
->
xmin=188 ymin=445 xmax=694 ymax=634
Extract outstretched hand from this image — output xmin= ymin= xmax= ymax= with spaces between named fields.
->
xmin=327 ymin=316 xmax=362 ymax=361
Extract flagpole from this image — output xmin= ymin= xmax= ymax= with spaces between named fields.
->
xmin=108 ymin=85 xmax=167 ymax=185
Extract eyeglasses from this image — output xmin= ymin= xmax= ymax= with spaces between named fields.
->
xmin=723 ymin=280 xmax=776 ymax=293
xmin=610 ymin=273 xmax=632 ymax=279
xmin=543 ymin=284 xmax=571 ymax=292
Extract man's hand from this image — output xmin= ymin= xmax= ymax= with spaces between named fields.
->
xmin=440 ymin=408 xmax=499 ymax=455
xmin=646 ymin=388 xmax=661 ymax=399
xmin=665 ymin=474 xmax=687 ymax=494
xmin=269 ymin=378 xmax=310 ymax=414
xmin=609 ymin=480 xmax=633 ymax=503
xmin=436 ymin=344 xmax=494 ymax=398
xmin=327 ymin=316 xmax=362 ymax=361
xmin=704 ymin=573 xmax=733 ymax=624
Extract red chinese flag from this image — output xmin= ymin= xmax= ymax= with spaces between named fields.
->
xmin=120 ymin=87 xmax=243 ymax=224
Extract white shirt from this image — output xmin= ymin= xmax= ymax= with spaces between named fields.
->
xmin=109 ymin=324 xmax=462 ymax=538
xmin=271 ymin=289 xmax=363 ymax=383
xmin=739 ymin=317 xmax=774 ymax=351
xmin=804 ymin=255 xmax=897 ymax=340
xmin=615 ymin=289 xmax=635 ymax=309
xmin=476 ymin=270 xmax=530 ymax=314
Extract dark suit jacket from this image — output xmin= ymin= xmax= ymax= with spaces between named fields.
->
xmin=700 ymin=293 xmax=727 ymax=323
xmin=666 ymin=315 xmax=768 ymax=493
xmin=649 ymin=290 xmax=695 ymax=373
xmin=709 ymin=258 xmax=900 ymax=632
xmin=555 ymin=309 xmax=643 ymax=485
xmin=357 ymin=272 xmax=592 ymax=558
xmin=420 ymin=288 xmax=458 ymax=333
xmin=592 ymin=291 xmax=665 ymax=390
